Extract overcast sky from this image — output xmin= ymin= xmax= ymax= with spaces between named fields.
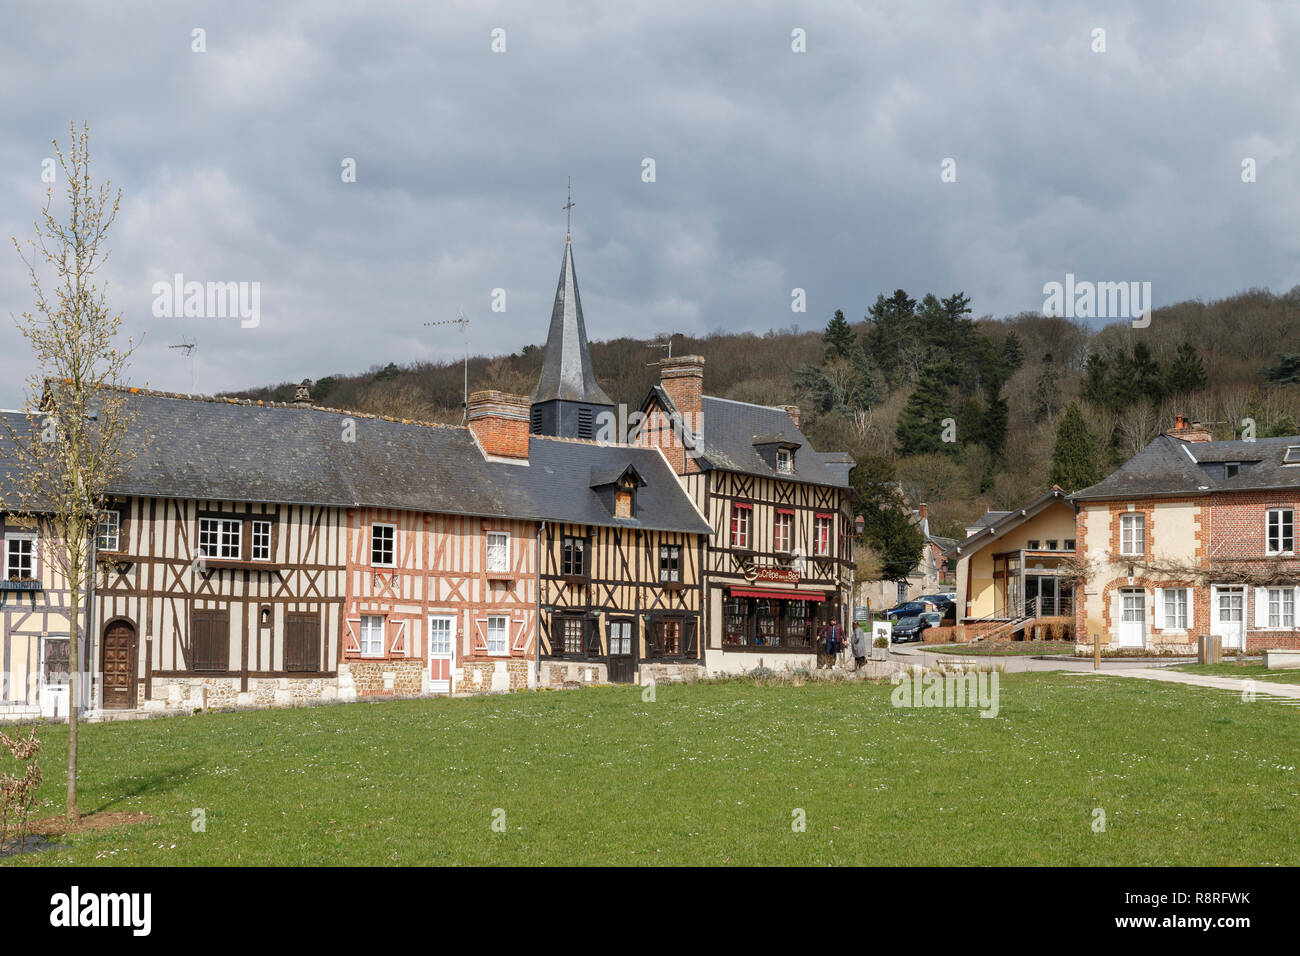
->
xmin=1 ymin=0 xmax=1297 ymax=406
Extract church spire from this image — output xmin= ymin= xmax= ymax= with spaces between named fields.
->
xmin=531 ymin=237 xmax=613 ymax=408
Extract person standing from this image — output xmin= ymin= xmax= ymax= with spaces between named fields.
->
xmin=851 ymin=621 xmax=869 ymax=669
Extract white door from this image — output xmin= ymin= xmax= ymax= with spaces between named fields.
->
xmin=1212 ymin=586 xmax=1245 ymax=650
xmin=39 ymin=636 xmax=70 ymax=719
xmin=1118 ymin=589 xmax=1146 ymax=648
xmin=427 ymin=615 xmax=456 ymax=694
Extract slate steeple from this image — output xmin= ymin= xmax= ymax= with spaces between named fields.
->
xmin=530 ymin=236 xmax=614 ymax=439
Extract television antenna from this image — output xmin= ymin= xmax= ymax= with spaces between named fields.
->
xmin=646 ymin=333 xmax=673 ymax=366
xmin=425 ymin=310 xmax=470 ymax=423
xmin=168 ymin=336 xmax=198 ymax=392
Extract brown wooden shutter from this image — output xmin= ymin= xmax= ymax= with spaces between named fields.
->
xmin=285 ymin=612 xmax=320 ymax=673
xmin=683 ymin=617 xmax=699 ymax=658
xmin=584 ymin=617 xmax=601 ymax=657
xmin=192 ymin=610 xmax=230 ymax=672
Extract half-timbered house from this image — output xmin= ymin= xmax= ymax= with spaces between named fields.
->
xmin=0 ymin=414 xmax=75 ymax=718
xmin=525 ymin=237 xmax=713 ymax=684
xmin=632 ymin=356 xmax=857 ymax=673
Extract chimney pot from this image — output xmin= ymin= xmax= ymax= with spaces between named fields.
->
xmin=294 ymin=380 xmax=312 ymax=406
xmin=467 ymin=390 xmax=532 ymax=459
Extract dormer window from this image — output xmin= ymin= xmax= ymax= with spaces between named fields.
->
xmin=615 ymin=488 xmax=633 ymax=518
xmin=1286 ymin=446 xmax=1300 ymax=465
xmin=1225 ymin=462 xmax=1240 ymax=479
xmin=776 ymin=448 xmax=794 ymax=474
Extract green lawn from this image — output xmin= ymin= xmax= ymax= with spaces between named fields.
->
xmin=1173 ymin=662 xmax=1300 ymax=685
xmin=925 ymin=641 xmax=1076 ymax=656
xmin=2 ymin=673 xmax=1298 ymax=866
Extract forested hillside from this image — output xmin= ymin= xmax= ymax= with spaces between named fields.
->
xmin=229 ymin=287 xmax=1300 ymax=578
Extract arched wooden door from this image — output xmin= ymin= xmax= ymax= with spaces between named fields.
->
xmin=101 ymin=621 xmax=137 ymax=709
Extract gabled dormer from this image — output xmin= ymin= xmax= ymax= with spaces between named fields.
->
xmin=751 ymin=433 xmax=801 ymax=476
xmin=590 ymin=464 xmax=645 ymax=520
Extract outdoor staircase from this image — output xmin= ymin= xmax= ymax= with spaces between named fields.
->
xmin=967 ymin=597 xmax=1071 ymax=643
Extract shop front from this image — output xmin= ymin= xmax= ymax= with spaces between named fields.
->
xmin=720 ymin=585 xmax=838 ymax=652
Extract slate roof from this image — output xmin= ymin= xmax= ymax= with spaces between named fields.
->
xmin=531 ymin=241 xmax=613 ymax=406
xmin=526 ymin=438 xmax=710 ymax=534
xmin=641 ymin=388 xmax=853 ymax=488
xmin=0 ymin=390 xmax=710 ymax=535
xmin=1072 ymin=434 xmax=1300 ymax=501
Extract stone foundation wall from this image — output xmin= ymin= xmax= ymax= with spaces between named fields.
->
xmin=461 ymin=658 xmax=533 ymax=693
xmin=540 ymin=660 xmax=607 ymax=688
xmin=143 ymin=675 xmax=342 ymax=713
xmin=342 ymin=660 xmax=425 ymax=698
xmin=638 ymin=662 xmax=706 ymax=685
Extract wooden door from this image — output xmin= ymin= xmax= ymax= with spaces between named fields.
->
xmin=102 ymin=622 xmax=136 ymax=709
xmin=285 ymin=612 xmax=321 ymax=672
xmin=608 ymin=619 xmax=634 ymax=683
xmin=427 ymin=615 xmax=456 ymax=693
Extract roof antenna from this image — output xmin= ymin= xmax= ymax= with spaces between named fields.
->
xmin=168 ymin=336 xmax=197 ymax=392
xmin=646 ymin=333 xmax=673 ymax=366
xmin=425 ymin=309 xmax=471 ymax=423
xmin=563 ymin=177 xmax=575 ymax=244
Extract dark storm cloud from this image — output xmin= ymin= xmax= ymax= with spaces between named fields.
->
xmin=1 ymin=0 xmax=1297 ymax=405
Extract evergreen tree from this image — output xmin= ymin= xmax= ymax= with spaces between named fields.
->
xmin=1131 ymin=342 xmax=1164 ymax=404
xmin=1264 ymin=414 xmax=1299 ymax=438
xmin=981 ymin=385 xmax=1009 ymax=456
xmin=956 ymin=396 xmax=985 ymax=447
xmin=850 ymin=457 xmax=927 ymax=583
xmin=1002 ymin=331 xmax=1025 ymax=374
xmin=1263 ymin=353 xmax=1300 ymax=385
xmin=1050 ymin=403 xmax=1104 ymax=492
xmin=895 ymin=367 xmax=955 ymax=456
xmin=1082 ymin=352 xmax=1111 ymax=407
xmin=1165 ymin=341 xmax=1207 ymax=394
xmin=822 ymin=309 xmax=854 ymax=361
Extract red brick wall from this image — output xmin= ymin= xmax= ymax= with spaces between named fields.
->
xmin=466 ymin=391 xmax=531 ymax=459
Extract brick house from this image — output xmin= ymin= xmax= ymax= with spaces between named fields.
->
xmin=1073 ymin=418 xmax=1300 ymax=653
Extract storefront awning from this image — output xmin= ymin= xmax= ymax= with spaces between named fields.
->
xmin=728 ymin=587 xmax=827 ymax=602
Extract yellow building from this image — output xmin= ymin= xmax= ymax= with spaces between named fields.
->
xmin=949 ymin=488 xmax=1077 ymax=627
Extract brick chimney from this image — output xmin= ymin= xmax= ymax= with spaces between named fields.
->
xmin=778 ymin=404 xmax=801 ymax=428
xmin=1167 ymin=415 xmax=1213 ymax=443
xmin=467 ymin=391 xmax=531 ymax=460
xmin=294 ymin=379 xmax=312 ymax=406
xmin=918 ymin=503 xmax=928 ymax=521
xmin=659 ymin=355 xmax=704 ymax=424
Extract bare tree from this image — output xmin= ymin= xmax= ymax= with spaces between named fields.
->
xmin=2 ymin=123 xmax=137 ymax=823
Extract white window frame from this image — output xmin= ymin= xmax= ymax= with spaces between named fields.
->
xmin=774 ymin=511 xmax=793 ymax=553
xmin=1119 ymin=513 xmax=1145 ymax=556
xmin=250 ymin=519 xmax=273 ymax=561
xmin=1267 ymin=588 xmax=1295 ymax=629
xmin=359 ymin=615 xmax=386 ymax=657
xmin=1266 ymin=508 xmax=1294 ymax=556
xmin=4 ymin=533 xmax=36 ymax=580
xmin=371 ymin=523 xmax=396 ymax=567
xmin=198 ymin=517 xmax=241 ymax=559
xmin=428 ymin=616 xmax=454 ymax=656
xmin=486 ymin=532 xmax=510 ymax=574
xmin=1161 ymin=587 xmax=1189 ymax=631
xmin=776 ymin=448 xmax=794 ymax=475
xmin=486 ymin=615 xmax=509 ymax=656
xmin=95 ymin=510 xmax=121 ymax=552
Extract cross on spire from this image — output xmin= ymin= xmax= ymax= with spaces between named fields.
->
xmin=563 ymin=176 xmax=575 ymax=242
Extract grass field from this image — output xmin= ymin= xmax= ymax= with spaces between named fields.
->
xmin=924 ymin=641 xmax=1077 ymax=656
xmin=2 ymin=673 xmax=1297 ymax=866
xmin=1173 ymin=662 xmax=1300 ymax=685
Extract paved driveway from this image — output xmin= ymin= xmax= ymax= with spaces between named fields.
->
xmin=889 ymin=643 xmax=1300 ymax=700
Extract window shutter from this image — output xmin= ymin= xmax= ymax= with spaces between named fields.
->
xmin=1153 ymin=588 xmax=1164 ymax=628
xmin=683 ymin=617 xmax=699 ymax=658
xmin=1184 ymin=590 xmax=1193 ymax=631
xmin=585 ymin=618 xmax=602 ymax=657
xmin=1254 ymin=587 xmax=1269 ymax=629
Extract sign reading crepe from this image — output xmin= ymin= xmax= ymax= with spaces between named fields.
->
xmin=753 ymin=566 xmax=799 ymax=585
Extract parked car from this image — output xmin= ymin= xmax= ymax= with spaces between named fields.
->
xmin=918 ymin=594 xmax=958 ymax=622
xmin=886 ymin=599 xmax=936 ymax=620
xmin=891 ymin=615 xmax=932 ymax=642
